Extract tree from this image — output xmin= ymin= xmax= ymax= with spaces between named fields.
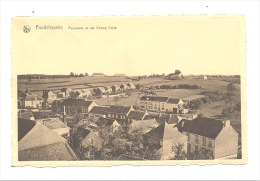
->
xmin=222 ymin=83 xmax=236 ymax=119
xmin=136 ymin=84 xmax=142 ymax=90
xmin=175 ymin=69 xmax=181 ymax=74
xmin=70 ymin=72 xmax=74 ymax=77
xmin=79 ymin=73 xmax=84 ymax=77
xmin=85 ymin=73 xmax=89 ymax=76
xmin=187 ymin=148 xmax=213 ymax=160
xmin=189 ymin=99 xmax=202 ymax=111
xmin=172 ymin=143 xmax=187 ymax=160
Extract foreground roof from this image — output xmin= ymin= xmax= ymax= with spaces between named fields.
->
xmin=19 ymin=123 xmax=66 ymax=151
xmin=175 ymin=117 xmax=224 ymax=139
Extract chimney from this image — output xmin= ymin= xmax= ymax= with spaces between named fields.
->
xmin=223 ymin=120 xmax=230 ymax=128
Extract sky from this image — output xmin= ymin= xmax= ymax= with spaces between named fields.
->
xmin=12 ymin=16 xmax=245 ymax=76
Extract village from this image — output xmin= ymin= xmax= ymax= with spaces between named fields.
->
xmin=17 ymin=70 xmax=241 ymax=161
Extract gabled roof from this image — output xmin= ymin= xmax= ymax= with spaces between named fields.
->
xmin=97 ymin=87 xmax=106 ymax=92
xmin=127 ymin=110 xmax=147 ymax=120
xmin=167 ymin=98 xmax=181 ymax=104
xmin=19 ymin=141 xmax=78 ymax=161
xmin=21 ymin=95 xmax=44 ymax=101
xmin=174 ymin=117 xmax=224 ymax=139
xmin=42 ymin=119 xmax=68 ymax=130
xmin=107 ymin=105 xmax=132 ymax=114
xmin=61 ymin=98 xmax=94 ymax=107
xmin=89 ymin=106 xmax=109 ymax=115
xmin=18 ymin=118 xmax=36 ymax=141
xmin=145 ymin=122 xmax=185 ymax=140
xmin=18 ymin=123 xmax=66 ymax=151
xmin=98 ymin=117 xmax=118 ymax=126
xmin=139 ymin=96 xmax=169 ymax=102
xmin=130 ymin=119 xmax=157 ymax=133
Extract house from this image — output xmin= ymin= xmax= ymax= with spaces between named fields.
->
xmin=18 ymin=123 xmax=78 ymax=161
xmin=127 ymin=110 xmax=149 ymax=122
xmin=98 ymin=117 xmax=121 ymax=132
xmin=106 ymin=105 xmax=134 ymax=122
xmin=112 ymin=85 xmax=121 ymax=93
xmin=74 ymin=127 xmax=102 ymax=149
xmin=120 ymin=83 xmax=129 ymax=90
xmin=61 ymin=88 xmax=72 ymax=98
xmin=38 ymin=118 xmax=70 ymax=141
xmin=175 ymin=117 xmax=239 ymax=159
xmin=143 ymin=122 xmax=188 ymax=160
xmin=114 ymin=74 xmax=126 ymax=77
xmin=57 ymin=92 xmax=66 ymax=100
xmin=129 ymin=119 xmax=158 ymax=134
xmin=166 ymin=70 xmax=183 ymax=80
xmin=127 ymin=82 xmax=136 ymax=89
xmin=92 ymin=73 xmax=105 ymax=77
xmin=73 ymin=89 xmax=91 ymax=99
xmin=138 ymin=96 xmax=189 ymax=114
xmin=61 ymin=98 xmax=97 ymax=115
xmin=105 ymin=86 xmax=113 ymax=93
xmin=20 ymin=95 xmax=44 ymax=109
xmin=43 ymin=90 xmax=57 ymax=102
xmin=97 ymin=87 xmax=106 ymax=94
xmin=88 ymin=106 xmax=109 ymax=122
xmin=165 ymin=98 xmax=189 ymax=114
xmin=203 ymin=75 xmax=208 ymax=80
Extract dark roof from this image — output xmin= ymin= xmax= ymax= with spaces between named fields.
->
xmin=98 ymin=117 xmax=117 ymax=126
xmin=107 ymin=105 xmax=132 ymax=114
xmin=167 ymin=98 xmax=181 ymax=104
xmin=89 ymin=106 xmax=109 ymax=115
xmin=61 ymin=98 xmax=94 ymax=107
xmin=127 ymin=110 xmax=146 ymax=120
xmin=139 ymin=96 xmax=169 ymax=102
xmin=144 ymin=114 xmax=159 ymax=120
xmin=145 ymin=122 xmax=185 ymax=140
xmin=174 ymin=117 xmax=224 ymax=139
xmin=167 ymin=115 xmax=180 ymax=124
xmin=18 ymin=118 xmax=36 ymax=141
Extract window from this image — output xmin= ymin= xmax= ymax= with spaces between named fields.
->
xmin=195 ymin=135 xmax=199 ymax=144
xmin=202 ymin=137 xmax=206 ymax=146
xmin=208 ymin=140 xmax=212 ymax=148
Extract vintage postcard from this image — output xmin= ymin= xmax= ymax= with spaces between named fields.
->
xmin=12 ymin=16 xmax=247 ymax=166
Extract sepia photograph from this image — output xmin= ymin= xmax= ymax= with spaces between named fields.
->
xmin=12 ymin=15 xmax=246 ymax=166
